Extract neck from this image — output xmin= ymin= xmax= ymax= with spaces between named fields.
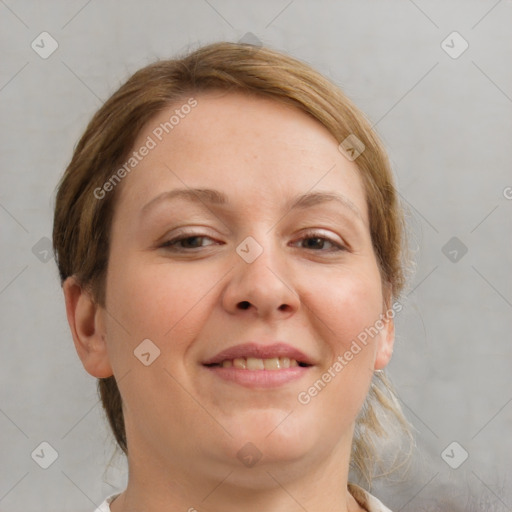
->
xmin=109 ymin=435 xmax=365 ymax=512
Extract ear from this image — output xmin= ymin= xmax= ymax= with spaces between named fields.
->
xmin=63 ymin=276 xmax=113 ymax=378
xmin=374 ymin=286 xmax=395 ymax=371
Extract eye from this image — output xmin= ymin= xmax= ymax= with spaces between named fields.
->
xmin=159 ymin=230 xmax=347 ymax=253
xmin=159 ymin=234 xmax=219 ymax=251
xmin=292 ymin=231 xmax=346 ymax=252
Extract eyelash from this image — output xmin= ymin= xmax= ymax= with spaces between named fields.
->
xmin=159 ymin=231 xmax=347 ymax=253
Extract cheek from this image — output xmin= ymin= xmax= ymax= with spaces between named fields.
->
xmin=292 ymin=284 xmax=382 ymax=448
xmin=105 ymin=256 xmax=219 ymax=353
xmin=304 ymin=265 xmax=384 ymax=355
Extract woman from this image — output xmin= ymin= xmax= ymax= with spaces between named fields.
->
xmin=53 ymin=41 xmax=412 ymax=512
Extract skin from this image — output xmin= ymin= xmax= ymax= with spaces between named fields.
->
xmin=64 ymin=90 xmax=395 ymax=512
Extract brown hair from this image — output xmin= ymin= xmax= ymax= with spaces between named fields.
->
xmin=53 ymin=41 xmax=413 ymax=487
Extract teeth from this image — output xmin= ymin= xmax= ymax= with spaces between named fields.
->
xmin=246 ymin=357 xmax=265 ymax=370
xmin=264 ymin=357 xmax=281 ymax=370
xmin=220 ymin=357 xmax=303 ymax=370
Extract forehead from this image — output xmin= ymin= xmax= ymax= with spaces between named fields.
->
xmin=113 ymin=90 xmax=368 ymax=225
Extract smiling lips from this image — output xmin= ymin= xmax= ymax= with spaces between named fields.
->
xmin=218 ymin=357 xmax=301 ymax=370
xmin=202 ymin=342 xmax=313 ymax=368
xmin=202 ymin=342 xmax=313 ymax=388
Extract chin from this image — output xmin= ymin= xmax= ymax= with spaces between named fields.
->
xmin=223 ymin=408 xmax=320 ymax=465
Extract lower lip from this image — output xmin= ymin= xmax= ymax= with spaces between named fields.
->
xmin=203 ymin=366 xmax=311 ymax=388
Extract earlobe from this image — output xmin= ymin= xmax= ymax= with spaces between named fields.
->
xmin=374 ymin=288 xmax=395 ymax=370
xmin=63 ymin=277 xmax=113 ymax=378
xmin=374 ymin=316 xmax=395 ymax=370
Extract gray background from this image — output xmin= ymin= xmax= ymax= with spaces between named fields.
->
xmin=1 ymin=1 xmax=511 ymax=511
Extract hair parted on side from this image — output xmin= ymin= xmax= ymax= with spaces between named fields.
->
xmin=53 ymin=41 xmax=414 ymax=488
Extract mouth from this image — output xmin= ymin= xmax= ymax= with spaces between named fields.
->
xmin=204 ymin=357 xmax=311 ymax=370
xmin=201 ymin=342 xmax=314 ymax=388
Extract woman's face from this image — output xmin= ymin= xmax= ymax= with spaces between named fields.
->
xmin=99 ymin=90 xmax=394 ymax=480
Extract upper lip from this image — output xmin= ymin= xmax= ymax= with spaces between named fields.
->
xmin=202 ymin=342 xmax=314 ymax=366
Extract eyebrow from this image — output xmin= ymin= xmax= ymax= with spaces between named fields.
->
xmin=140 ymin=187 xmax=364 ymax=222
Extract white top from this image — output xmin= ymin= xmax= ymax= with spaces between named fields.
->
xmin=95 ymin=484 xmax=392 ymax=511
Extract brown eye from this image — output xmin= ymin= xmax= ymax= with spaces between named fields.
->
xmin=160 ymin=234 xmax=218 ymax=251
xmin=292 ymin=231 xmax=346 ymax=252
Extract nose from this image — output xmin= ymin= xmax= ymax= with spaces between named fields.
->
xmin=221 ymin=236 xmax=300 ymax=321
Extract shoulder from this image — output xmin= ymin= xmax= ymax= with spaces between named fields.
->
xmin=93 ymin=492 xmax=121 ymax=512
xmin=348 ymin=483 xmax=394 ymax=512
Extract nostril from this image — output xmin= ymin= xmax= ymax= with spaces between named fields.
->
xmin=238 ymin=301 xmax=251 ymax=310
